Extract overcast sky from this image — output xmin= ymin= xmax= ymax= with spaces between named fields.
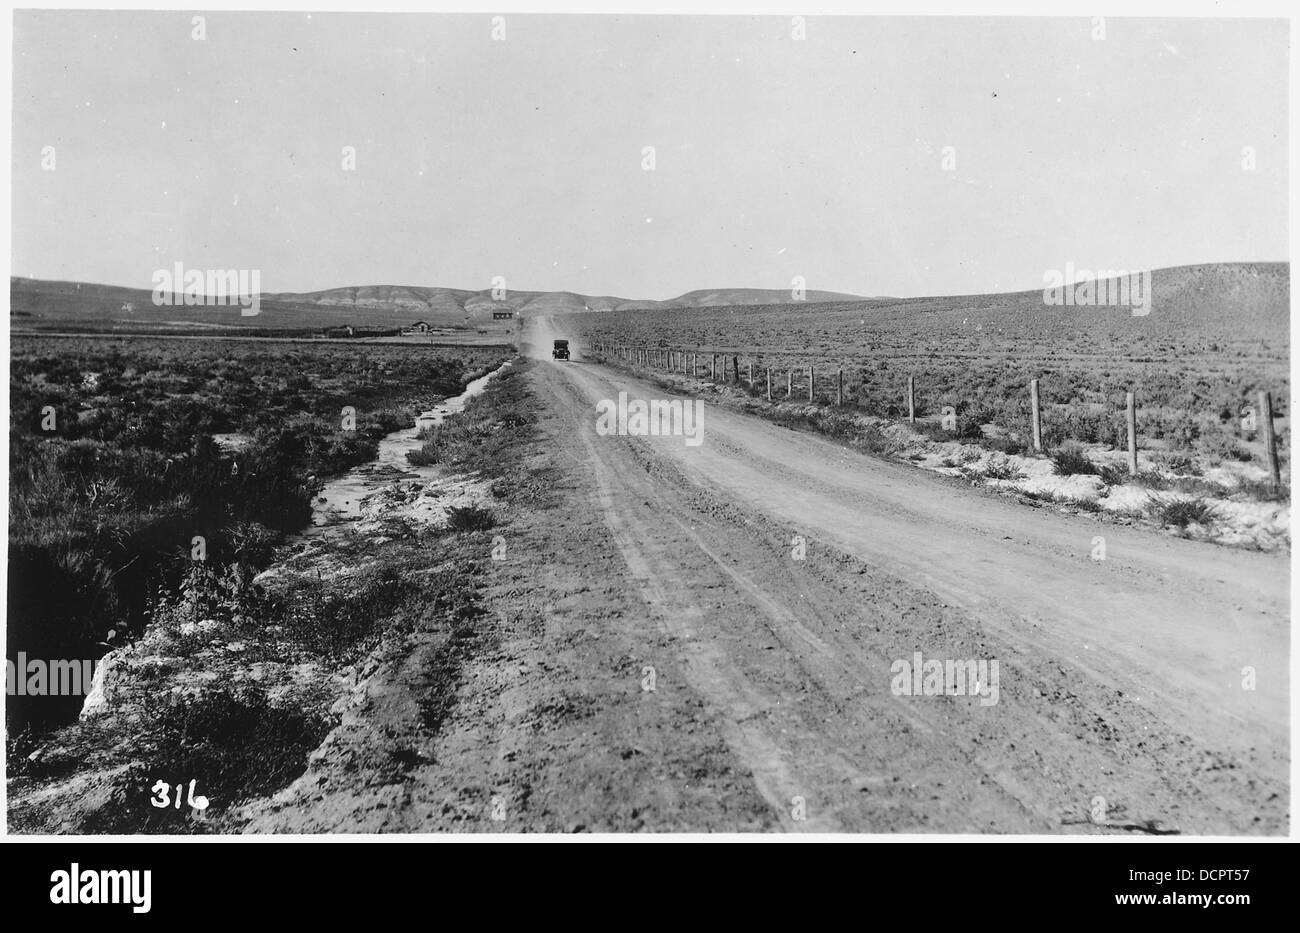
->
xmin=11 ymin=13 xmax=1288 ymax=298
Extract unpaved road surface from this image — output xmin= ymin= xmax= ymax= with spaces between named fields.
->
xmin=250 ymin=318 xmax=1288 ymax=833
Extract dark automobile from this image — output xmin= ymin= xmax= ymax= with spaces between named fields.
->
xmin=552 ymin=339 xmax=570 ymax=360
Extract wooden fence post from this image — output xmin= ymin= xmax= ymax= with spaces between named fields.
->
xmin=732 ymin=355 xmax=740 ymax=384
xmin=907 ymin=375 xmax=916 ymax=423
xmin=748 ymin=361 xmax=754 ymax=387
xmin=766 ymin=368 xmax=772 ymax=401
xmin=1260 ymin=390 xmax=1281 ymax=491
xmin=1126 ymin=391 xmax=1138 ymax=475
xmin=808 ymin=366 xmax=815 ymax=402
xmin=837 ymin=369 xmax=843 ymax=405
xmin=1030 ymin=379 xmax=1043 ymax=452
xmin=787 ymin=371 xmax=793 ymax=398
xmin=710 ymin=354 xmax=717 ymax=381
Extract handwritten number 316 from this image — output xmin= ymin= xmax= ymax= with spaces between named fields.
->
xmin=150 ymin=779 xmax=210 ymax=812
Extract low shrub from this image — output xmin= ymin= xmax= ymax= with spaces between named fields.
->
xmin=1146 ymin=496 xmax=1219 ymax=529
xmin=980 ymin=435 xmax=1028 ymax=456
xmin=446 ymin=504 xmax=496 ymax=533
xmin=982 ymin=455 xmax=1024 ymax=480
xmin=1051 ymin=442 xmax=1097 ymax=476
xmin=1097 ymin=463 xmax=1129 ymax=486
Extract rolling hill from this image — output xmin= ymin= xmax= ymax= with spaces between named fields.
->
xmin=8 ymin=278 xmax=870 ymax=333
xmin=9 ymin=264 xmax=1286 ymax=338
xmin=259 ymin=285 xmax=870 ymax=315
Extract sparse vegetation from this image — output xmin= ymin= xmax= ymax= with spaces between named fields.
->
xmin=573 ymin=263 xmax=1289 ymax=483
xmin=8 ymin=356 xmax=541 ymax=833
xmin=7 ymin=336 xmax=505 ymax=734
xmin=1234 ymin=478 xmax=1290 ymax=503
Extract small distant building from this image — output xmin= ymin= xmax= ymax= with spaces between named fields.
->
xmin=325 ymin=325 xmax=355 ymax=338
xmin=401 ymin=321 xmax=431 ymax=335
xmin=492 ymin=309 xmax=515 ymax=320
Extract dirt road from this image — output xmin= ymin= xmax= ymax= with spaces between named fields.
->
xmin=503 ymin=317 xmax=1288 ymax=833
xmin=246 ymin=319 xmax=1287 ymax=834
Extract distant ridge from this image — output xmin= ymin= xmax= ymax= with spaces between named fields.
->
xmin=9 ymin=263 xmax=1286 ymax=334
xmin=8 ymin=278 xmax=871 ymax=331
xmin=259 ymin=284 xmax=870 ymax=314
